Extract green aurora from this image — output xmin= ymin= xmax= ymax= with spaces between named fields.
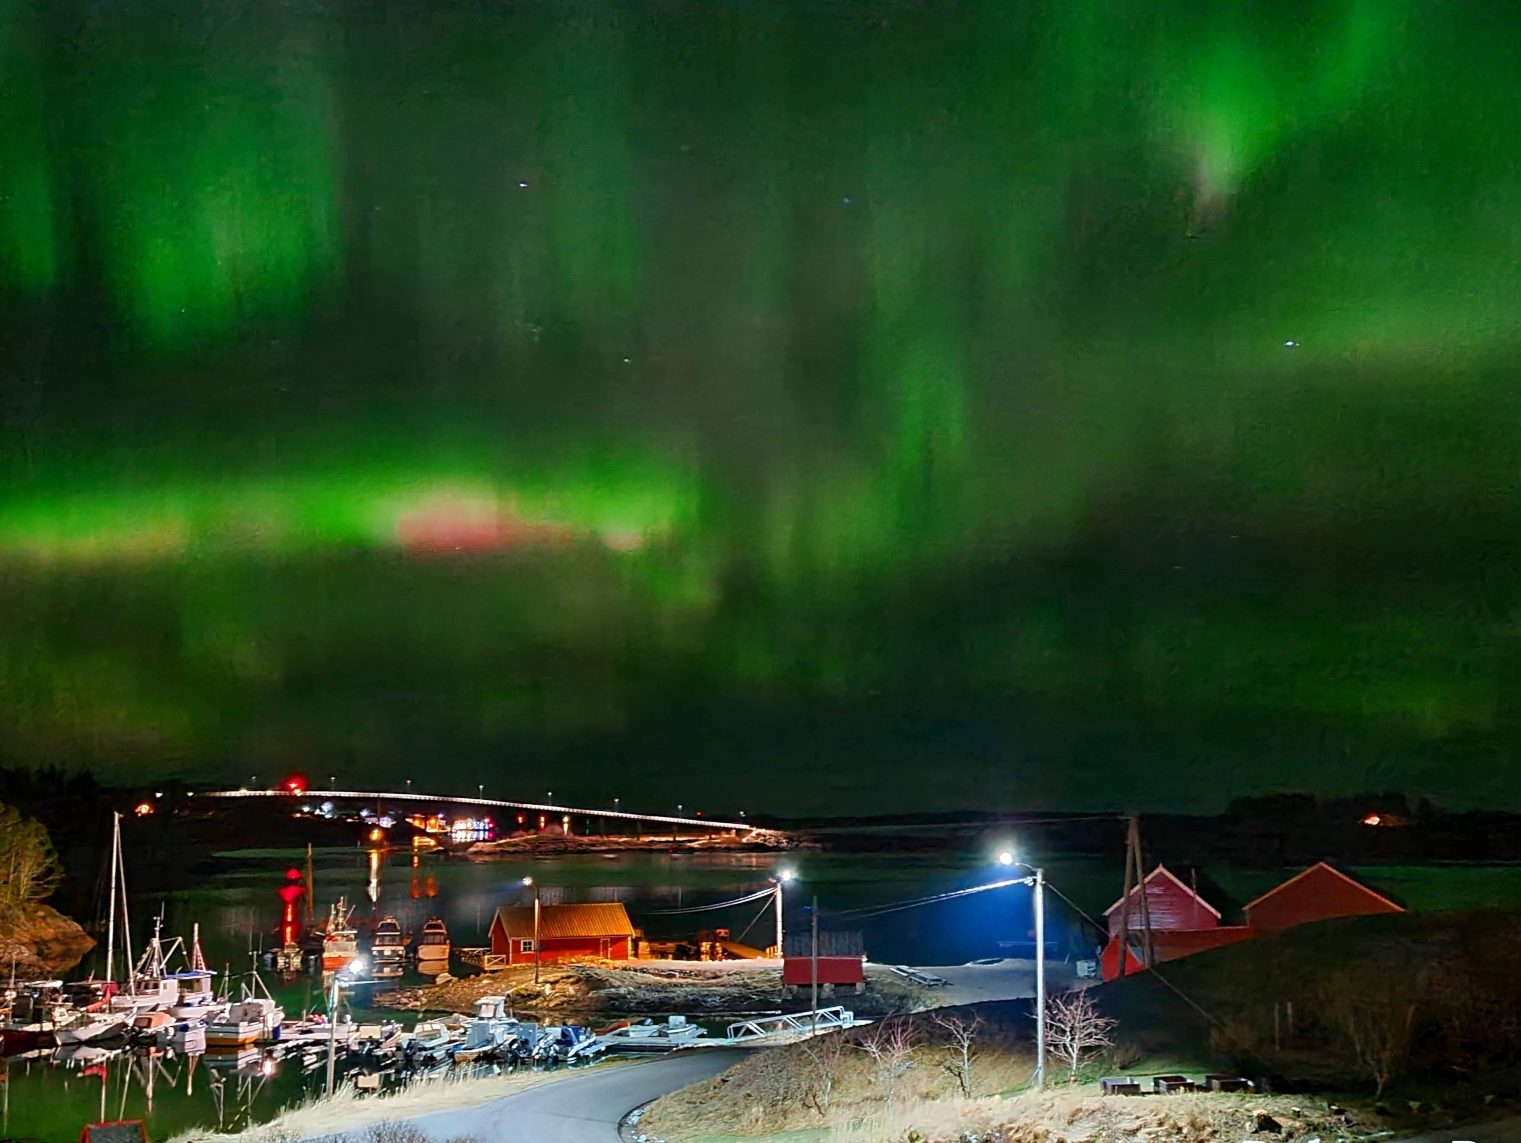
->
xmin=3 ymin=0 xmax=1521 ymax=812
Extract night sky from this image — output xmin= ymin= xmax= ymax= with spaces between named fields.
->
xmin=3 ymin=1 xmax=1521 ymax=814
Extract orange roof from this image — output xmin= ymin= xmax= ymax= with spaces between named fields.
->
xmin=492 ymin=903 xmax=635 ymax=940
xmin=1242 ymin=861 xmax=1404 ymax=913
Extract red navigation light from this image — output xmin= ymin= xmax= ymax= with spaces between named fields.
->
xmin=286 ymin=776 xmax=306 ymax=794
xmin=285 ymin=867 xmax=302 ymax=881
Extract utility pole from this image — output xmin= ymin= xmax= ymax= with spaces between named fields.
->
xmin=1033 ymin=865 xmax=1046 ymax=1091
xmin=533 ymin=886 xmax=542 ymax=985
xmin=810 ymin=894 xmax=819 ymax=1036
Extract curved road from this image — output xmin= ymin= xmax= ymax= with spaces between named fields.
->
xmin=390 ymin=1051 xmax=747 ymax=1142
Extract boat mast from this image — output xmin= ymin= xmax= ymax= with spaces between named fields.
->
xmin=118 ymin=816 xmax=134 ymax=988
xmin=106 ymin=812 xmax=120 ymax=985
xmin=304 ymin=844 xmax=315 ymax=928
xmin=191 ymin=922 xmax=207 ymax=972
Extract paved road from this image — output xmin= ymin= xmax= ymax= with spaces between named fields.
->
xmin=904 ymin=958 xmax=1081 ymax=1008
xmin=1397 ymin=1117 xmax=1521 ymax=1142
xmin=392 ymin=1051 xmax=747 ymax=1142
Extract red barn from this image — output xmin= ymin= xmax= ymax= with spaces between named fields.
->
xmin=1244 ymin=862 xmax=1403 ymax=932
xmin=1104 ymin=865 xmax=1221 ymax=935
xmin=489 ymin=903 xmax=635 ymax=965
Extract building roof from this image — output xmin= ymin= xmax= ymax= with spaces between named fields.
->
xmin=492 ymin=902 xmax=636 ymax=940
xmin=1242 ymin=861 xmax=1404 ymax=913
xmin=1103 ymin=864 xmax=1222 ymax=918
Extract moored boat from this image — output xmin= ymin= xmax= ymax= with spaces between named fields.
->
xmin=321 ymin=898 xmax=359 ymax=971
xmin=206 ymin=997 xmax=283 ymax=1049
xmin=414 ymin=917 xmax=450 ymax=973
xmin=371 ymin=916 xmax=406 ymax=977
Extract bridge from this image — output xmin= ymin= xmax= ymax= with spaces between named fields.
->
xmin=199 ymin=787 xmax=757 ymax=834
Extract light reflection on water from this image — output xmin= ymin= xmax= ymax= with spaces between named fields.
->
xmin=11 ymin=846 xmax=1086 ymax=1143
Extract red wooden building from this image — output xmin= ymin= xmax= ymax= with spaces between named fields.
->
xmin=1101 ymin=861 xmax=1404 ymax=980
xmin=1101 ymin=865 xmax=1251 ymax=980
xmin=1243 ymin=861 xmax=1404 ymax=932
xmin=1104 ymin=865 xmax=1221 ymax=935
xmin=488 ymin=903 xmax=636 ymax=965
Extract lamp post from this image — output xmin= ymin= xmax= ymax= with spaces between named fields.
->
xmin=522 ymin=877 xmax=541 ymax=984
xmin=326 ymin=957 xmax=368 ymax=1098
xmin=999 ymin=850 xmax=1046 ymax=1091
xmin=769 ymin=868 xmax=795 ymax=958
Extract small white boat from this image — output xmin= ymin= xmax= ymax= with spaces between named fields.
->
xmin=54 ymin=1008 xmax=128 ymax=1045
xmin=405 ymin=1020 xmax=457 ymax=1056
xmin=415 ymin=917 xmax=450 ymax=973
xmin=451 ymin=996 xmax=521 ymax=1061
xmin=602 ymin=1014 xmax=707 ymax=1048
xmin=168 ymin=969 xmax=220 ymax=1020
xmin=206 ymin=997 xmax=284 ymax=1049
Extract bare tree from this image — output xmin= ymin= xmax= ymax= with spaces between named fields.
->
xmin=1045 ymin=989 xmax=1117 ymax=1083
xmin=855 ymin=1018 xmax=918 ymax=1106
xmin=0 ymin=805 xmax=59 ymax=922
xmin=1321 ymin=972 xmax=1416 ymax=1099
xmin=800 ymin=1028 xmax=847 ymax=1116
xmin=931 ymin=1011 xmax=982 ymax=1097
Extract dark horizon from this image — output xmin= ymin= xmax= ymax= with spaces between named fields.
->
xmin=5 ymin=1 xmax=1521 ymax=815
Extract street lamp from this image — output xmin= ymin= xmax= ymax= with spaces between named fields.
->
xmin=522 ymin=877 xmax=541 ymax=984
xmin=405 ymin=778 xmax=412 ymax=794
xmin=769 ymin=868 xmax=795 ymax=958
xmin=478 ymin=783 xmax=484 ymax=798
xmin=326 ymin=957 xmax=368 ymax=1097
xmin=998 ymin=850 xmax=1045 ymax=1091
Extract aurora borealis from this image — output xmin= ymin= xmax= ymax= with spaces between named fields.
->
xmin=4 ymin=1 xmax=1521 ymax=812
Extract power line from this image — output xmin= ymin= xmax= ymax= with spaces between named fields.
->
xmin=644 ymin=886 xmax=775 ymax=915
xmin=824 ymin=877 xmax=1027 ymax=920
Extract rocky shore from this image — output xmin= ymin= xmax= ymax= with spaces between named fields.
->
xmin=0 ymin=903 xmax=94 ymax=977
xmin=377 ymin=960 xmax=922 ymax=1020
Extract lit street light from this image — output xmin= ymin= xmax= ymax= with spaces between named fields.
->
xmin=405 ymin=778 xmax=412 ymax=794
xmin=522 ymin=876 xmax=541 ymax=984
xmin=998 ymin=850 xmax=1046 ymax=1091
xmin=326 ymin=957 xmax=369 ymax=1097
xmin=769 ymin=868 xmax=795 ymax=958
xmin=478 ymin=783 xmax=484 ymax=798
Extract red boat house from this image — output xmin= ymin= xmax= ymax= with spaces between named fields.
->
xmin=488 ymin=902 xmax=636 ymax=965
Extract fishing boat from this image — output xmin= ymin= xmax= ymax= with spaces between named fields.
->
xmin=370 ymin=916 xmax=406 ymax=977
xmin=1 ymin=980 xmax=65 ymax=1052
xmin=321 ymin=898 xmax=360 ymax=971
xmin=206 ymin=970 xmax=284 ymax=1049
xmin=206 ymin=997 xmax=284 ymax=1049
xmin=450 ymin=995 xmax=522 ymax=1062
xmin=414 ymin=917 xmax=450 ymax=973
xmin=168 ymin=924 xmax=220 ymax=1019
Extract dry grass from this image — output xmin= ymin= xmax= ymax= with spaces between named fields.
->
xmin=163 ymin=1068 xmax=573 ymax=1143
xmin=644 ymin=1028 xmax=1037 ymax=1139
xmin=643 ymin=1031 xmax=1374 ymax=1143
xmin=817 ymin=1090 xmax=1373 ymax=1142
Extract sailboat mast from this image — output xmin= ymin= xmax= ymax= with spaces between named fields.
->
xmin=119 ymin=817 xmax=134 ymax=986
xmin=305 ymin=843 xmax=315 ymax=927
xmin=106 ymin=811 xmax=120 ymax=985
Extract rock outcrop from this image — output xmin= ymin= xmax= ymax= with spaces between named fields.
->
xmin=0 ymin=903 xmax=94 ymax=976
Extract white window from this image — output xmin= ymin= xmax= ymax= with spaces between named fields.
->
xmin=519 ymin=939 xmax=535 ymax=953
